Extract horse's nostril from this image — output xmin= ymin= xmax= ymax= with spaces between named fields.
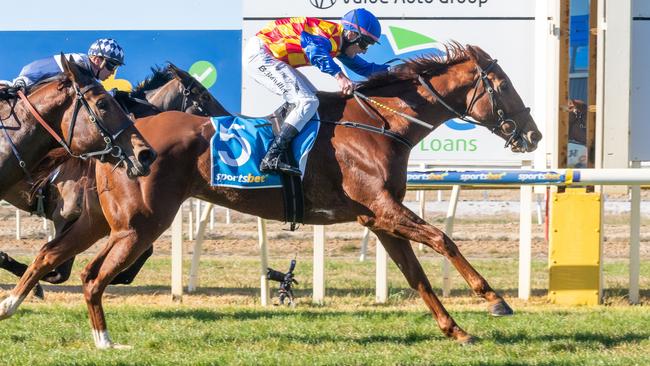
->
xmin=137 ymin=149 xmax=157 ymax=168
xmin=529 ymin=131 xmax=542 ymax=142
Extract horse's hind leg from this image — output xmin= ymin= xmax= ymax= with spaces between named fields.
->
xmin=373 ymin=231 xmax=476 ymax=344
xmin=368 ymin=197 xmax=512 ymax=317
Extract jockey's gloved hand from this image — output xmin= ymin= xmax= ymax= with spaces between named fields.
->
xmin=335 ymin=72 xmax=355 ymax=95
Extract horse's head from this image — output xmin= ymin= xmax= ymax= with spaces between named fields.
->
xmin=461 ymin=45 xmax=542 ymax=152
xmin=165 ymin=63 xmax=229 ymax=116
xmin=53 ymin=55 xmax=156 ymax=177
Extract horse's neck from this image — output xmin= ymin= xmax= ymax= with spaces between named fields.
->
xmin=147 ymin=82 xmax=182 ymax=112
xmin=401 ymin=63 xmax=477 ymax=144
xmin=0 ymin=87 xmax=71 ymax=191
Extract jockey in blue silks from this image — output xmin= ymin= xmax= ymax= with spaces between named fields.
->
xmin=9 ymin=38 xmax=125 ymax=90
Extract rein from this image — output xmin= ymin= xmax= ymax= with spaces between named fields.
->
xmin=416 ymin=59 xmax=530 ymax=149
xmin=345 ymin=59 xmax=531 ymax=151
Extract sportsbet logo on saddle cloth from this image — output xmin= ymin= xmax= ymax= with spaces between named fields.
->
xmin=210 ymin=116 xmax=319 ymax=188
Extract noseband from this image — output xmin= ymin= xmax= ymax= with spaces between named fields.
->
xmin=417 ymin=59 xmax=531 ymax=149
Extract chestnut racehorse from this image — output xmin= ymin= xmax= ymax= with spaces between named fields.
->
xmin=1 ymin=45 xmax=542 ymax=348
xmin=0 ymin=55 xmax=154 ymax=199
xmin=0 ymin=63 xmax=228 ymax=296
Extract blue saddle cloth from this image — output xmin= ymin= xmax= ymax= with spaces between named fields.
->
xmin=210 ymin=115 xmax=319 ymax=188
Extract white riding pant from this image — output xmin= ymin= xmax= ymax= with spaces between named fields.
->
xmin=244 ymin=36 xmax=319 ymax=132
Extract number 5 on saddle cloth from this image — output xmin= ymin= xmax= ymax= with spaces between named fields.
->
xmin=209 ymin=107 xmax=319 ymax=229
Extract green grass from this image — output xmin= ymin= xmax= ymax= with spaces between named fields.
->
xmin=1 ymin=256 xmax=650 ymax=365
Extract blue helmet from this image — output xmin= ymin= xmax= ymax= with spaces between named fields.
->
xmin=341 ymin=8 xmax=381 ymax=43
xmin=88 ymin=38 xmax=125 ymax=65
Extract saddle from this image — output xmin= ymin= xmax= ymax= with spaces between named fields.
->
xmin=238 ymin=102 xmax=305 ymax=231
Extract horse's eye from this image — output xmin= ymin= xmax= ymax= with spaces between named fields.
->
xmin=96 ymin=99 xmax=108 ymax=110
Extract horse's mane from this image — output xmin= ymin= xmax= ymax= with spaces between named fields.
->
xmin=362 ymin=42 xmax=470 ymax=90
xmin=131 ymin=66 xmax=173 ymax=99
xmin=318 ymin=42 xmax=471 ymax=100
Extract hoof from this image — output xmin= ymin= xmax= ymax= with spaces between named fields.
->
xmin=458 ymin=335 xmax=479 ymax=346
xmin=93 ymin=329 xmax=132 ymax=350
xmin=489 ymin=299 xmax=514 ymax=317
xmin=32 ymin=284 xmax=45 ymax=300
xmin=98 ymin=343 xmax=132 ymax=350
xmin=112 ymin=343 xmax=133 ymax=350
xmin=0 ymin=252 xmax=7 ymax=267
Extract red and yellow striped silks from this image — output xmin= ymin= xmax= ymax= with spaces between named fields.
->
xmin=256 ymin=17 xmax=343 ymax=67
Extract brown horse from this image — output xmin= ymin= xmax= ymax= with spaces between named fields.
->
xmin=1 ymin=45 xmax=542 ymax=348
xmin=0 ymin=63 xmax=228 ymax=295
xmin=0 ymin=55 xmax=154 ymax=200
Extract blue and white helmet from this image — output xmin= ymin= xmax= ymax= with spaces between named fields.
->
xmin=88 ymin=38 xmax=125 ymax=65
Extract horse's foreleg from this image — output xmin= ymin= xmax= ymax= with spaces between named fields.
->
xmin=0 ymin=251 xmax=45 ymax=300
xmin=0 ymin=215 xmax=107 ymax=320
xmin=41 ymin=257 xmax=75 ymax=284
xmin=370 ymin=198 xmax=512 ymax=317
xmin=110 ymin=246 xmax=153 ymax=285
xmin=81 ymin=230 xmax=152 ymax=349
xmin=373 ymin=231 xmax=476 ymax=344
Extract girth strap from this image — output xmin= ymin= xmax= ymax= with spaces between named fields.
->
xmin=321 ymin=120 xmax=413 ymax=149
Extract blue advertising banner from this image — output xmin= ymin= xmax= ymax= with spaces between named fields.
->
xmin=0 ymin=30 xmax=242 ymax=113
xmin=407 ymin=170 xmax=578 ymax=186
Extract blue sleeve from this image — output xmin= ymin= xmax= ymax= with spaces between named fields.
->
xmin=337 ymin=54 xmax=390 ymax=78
xmin=300 ymin=32 xmax=342 ymax=76
xmin=13 ymin=56 xmax=62 ymax=87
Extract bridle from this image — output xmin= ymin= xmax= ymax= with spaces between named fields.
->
xmin=416 ymin=59 xmax=531 ymax=150
xmin=347 ymin=59 xmax=532 ymax=151
xmin=179 ymin=77 xmax=209 ymax=116
xmin=17 ymin=81 xmax=134 ymax=164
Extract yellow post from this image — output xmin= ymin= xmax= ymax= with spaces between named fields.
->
xmin=548 ymin=187 xmax=602 ymax=305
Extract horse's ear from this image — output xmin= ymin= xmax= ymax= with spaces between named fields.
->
xmin=166 ymin=62 xmax=182 ymax=77
xmin=465 ymin=45 xmax=493 ymax=64
xmin=60 ymin=52 xmax=72 ymax=75
xmin=59 ymin=53 xmax=80 ymax=83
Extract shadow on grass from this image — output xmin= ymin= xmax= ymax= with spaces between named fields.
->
xmin=147 ymin=308 xmax=420 ymax=321
xmin=2 ymin=283 xmax=649 ymax=304
xmin=491 ymin=330 xmax=650 ymax=348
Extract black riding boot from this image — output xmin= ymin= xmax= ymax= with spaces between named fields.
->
xmin=260 ymin=124 xmax=301 ymax=176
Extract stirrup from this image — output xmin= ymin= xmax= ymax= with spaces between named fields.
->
xmin=276 ymin=163 xmax=301 ymax=176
